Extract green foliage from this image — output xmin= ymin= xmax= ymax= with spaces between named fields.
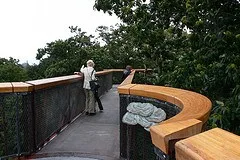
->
xmin=0 ymin=58 xmax=28 ymax=82
xmin=35 ymin=26 xmax=95 ymax=78
xmin=35 ymin=25 xmax=149 ymax=78
xmin=96 ymin=25 xmax=150 ymax=69
xmin=26 ymin=64 xmax=45 ymax=80
xmin=94 ymin=0 xmax=240 ymax=134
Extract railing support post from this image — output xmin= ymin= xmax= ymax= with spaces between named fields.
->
xmin=14 ymin=93 xmax=21 ymax=157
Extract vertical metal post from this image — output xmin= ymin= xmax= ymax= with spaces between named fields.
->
xmin=0 ymin=95 xmax=8 ymax=157
xmin=126 ymin=125 xmax=131 ymax=160
xmin=14 ymin=93 xmax=21 ymax=157
xmin=120 ymin=95 xmax=130 ymax=159
xmin=31 ymin=91 xmax=37 ymax=152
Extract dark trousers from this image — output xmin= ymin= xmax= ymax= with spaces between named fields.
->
xmin=94 ymin=89 xmax=103 ymax=110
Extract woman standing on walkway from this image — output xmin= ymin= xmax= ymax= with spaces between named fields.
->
xmin=80 ymin=60 xmax=96 ymax=116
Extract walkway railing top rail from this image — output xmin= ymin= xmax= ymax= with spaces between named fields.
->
xmin=0 ymin=69 xmax=151 ymax=93
xmin=0 ymin=82 xmax=34 ymax=93
xmin=0 ymin=70 xmax=119 ymax=93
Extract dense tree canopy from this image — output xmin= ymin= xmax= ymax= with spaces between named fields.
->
xmin=34 ymin=26 xmax=96 ymax=78
xmin=0 ymin=58 xmax=28 ymax=82
xmin=94 ymin=0 xmax=240 ymax=134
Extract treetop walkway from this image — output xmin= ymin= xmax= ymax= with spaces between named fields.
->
xmin=0 ymin=69 xmax=239 ymax=160
xmin=29 ymin=85 xmax=120 ymax=160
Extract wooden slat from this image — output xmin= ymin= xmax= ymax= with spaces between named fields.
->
xmin=105 ymin=69 xmax=152 ymax=72
xmin=0 ymin=83 xmax=13 ymax=93
xmin=26 ymin=75 xmax=82 ymax=90
xmin=128 ymin=84 xmax=184 ymax=108
xmin=12 ymin=82 xmax=34 ymax=92
xmin=118 ymin=84 xmax=137 ymax=95
xmin=96 ymin=70 xmax=113 ymax=76
xmin=150 ymin=119 xmax=202 ymax=154
xmin=175 ymin=128 xmax=240 ymax=160
xmin=104 ymin=69 xmax=122 ymax=72
xmin=75 ymin=70 xmax=113 ymax=76
xmin=119 ymin=70 xmax=136 ymax=87
xmin=170 ymin=92 xmax=212 ymax=124
xmin=0 ymin=82 xmax=34 ymax=93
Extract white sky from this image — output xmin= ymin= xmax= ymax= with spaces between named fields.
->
xmin=0 ymin=0 xmax=120 ymax=64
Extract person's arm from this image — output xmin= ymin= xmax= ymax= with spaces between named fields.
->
xmin=80 ymin=65 xmax=85 ymax=72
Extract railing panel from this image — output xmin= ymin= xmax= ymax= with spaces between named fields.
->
xmin=69 ymin=81 xmax=85 ymax=120
xmin=0 ymin=92 xmax=34 ymax=158
xmin=119 ymin=94 xmax=181 ymax=160
xmin=97 ymin=72 xmax=112 ymax=96
xmin=0 ymin=69 xmax=114 ymax=159
xmin=34 ymin=81 xmax=85 ymax=149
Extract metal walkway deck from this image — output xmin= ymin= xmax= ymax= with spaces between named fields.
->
xmin=31 ymin=85 xmax=120 ymax=160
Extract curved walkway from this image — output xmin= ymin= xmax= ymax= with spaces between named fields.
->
xmin=30 ymin=85 xmax=120 ymax=160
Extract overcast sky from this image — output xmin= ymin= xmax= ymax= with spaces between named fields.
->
xmin=0 ymin=0 xmax=120 ymax=64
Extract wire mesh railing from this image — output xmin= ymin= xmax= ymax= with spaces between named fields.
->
xmin=0 ymin=71 xmax=113 ymax=159
xmin=119 ymin=95 xmax=181 ymax=160
xmin=33 ymin=81 xmax=85 ymax=149
xmin=0 ymin=92 xmax=34 ymax=159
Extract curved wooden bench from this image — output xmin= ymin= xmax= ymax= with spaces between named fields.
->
xmin=119 ymin=84 xmax=212 ymax=124
xmin=118 ymin=73 xmax=212 ymax=154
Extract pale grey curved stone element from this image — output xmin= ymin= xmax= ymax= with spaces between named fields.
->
xmin=127 ymin=102 xmax=155 ymax=117
xmin=122 ymin=112 xmax=138 ymax=125
xmin=145 ymin=107 xmax=166 ymax=123
xmin=123 ymin=102 xmax=166 ymax=131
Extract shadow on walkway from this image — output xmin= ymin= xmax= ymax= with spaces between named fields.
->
xmin=31 ymin=85 xmax=120 ymax=160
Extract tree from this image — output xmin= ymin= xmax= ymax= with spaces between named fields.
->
xmin=94 ymin=0 xmax=188 ymax=74
xmin=94 ymin=0 xmax=240 ymax=134
xmin=96 ymin=25 xmax=150 ymax=69
xmin=35 ymin=26 xmax=97 ymax=78
xmin=183 ymin=0 xmax=240 ymax=134
xmin=0 ymin=57 xmax=28 ymax=82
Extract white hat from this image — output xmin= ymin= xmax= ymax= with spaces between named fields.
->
xmin=87 ymin=60 xmax=95 ymax=67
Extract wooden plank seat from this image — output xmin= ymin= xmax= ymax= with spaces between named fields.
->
xmin=175 ymin=128 xmax=240 ymax=160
